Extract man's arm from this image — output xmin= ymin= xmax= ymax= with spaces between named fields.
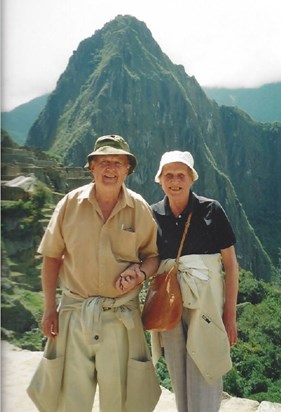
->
xmin=115 ymin=256 xmax=159 ymax=294
xmin=221 ymin=245 xmax=239 ymax=346
xmin=41 ymin=255 xmax=62 ymax=339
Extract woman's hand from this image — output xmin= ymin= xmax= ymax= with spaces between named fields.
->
xmin=223 ymin=308 xmax=238 ymax=347
xmin=115 ymin=264 xmax=145 ymax=294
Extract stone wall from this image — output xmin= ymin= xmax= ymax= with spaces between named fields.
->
xmin=1 ymin=145 xmax=91 ymax=200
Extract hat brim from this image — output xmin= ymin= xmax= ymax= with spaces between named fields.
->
xmin=155 ymin=162 xmax=198 ymax=182
xmin=85 ymin=146 xmax=137 ymax=175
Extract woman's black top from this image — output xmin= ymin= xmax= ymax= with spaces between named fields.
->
xmin=151 ymin=191 xmax=236 ymax=260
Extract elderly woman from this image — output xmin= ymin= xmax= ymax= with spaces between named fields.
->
xmin=151 ymin=150 xmax=239 ymax=412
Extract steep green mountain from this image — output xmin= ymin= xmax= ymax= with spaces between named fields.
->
xmin=2 ymin=80 xmax=279 ymax=146
xmin=25 ymin=15 xmax=281 ymax=279
xmin=1 ymin=94 xmax=49 ymax=145
xmin=204 ymin=83 xmax=281 ymax=123
xmin=3 ymin=80 xmax=280 ymax=146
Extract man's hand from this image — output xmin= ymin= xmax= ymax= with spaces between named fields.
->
xmin=41 ymin=308 xmax=59 ymax=339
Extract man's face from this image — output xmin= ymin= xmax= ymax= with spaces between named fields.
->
xmin=90 ymin=154 xmax=130 ymax=189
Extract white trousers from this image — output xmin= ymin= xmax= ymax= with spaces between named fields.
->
xmin=161 ymin=308 xmax=223 ymax=412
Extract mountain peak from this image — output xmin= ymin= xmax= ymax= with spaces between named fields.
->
xmin=75 ymin=14 xmax=169 ymax=78
xmin=25 ymin=15 xmax=280 ymax=278
xmin=26 ymin=14 xmax=185 ymax=155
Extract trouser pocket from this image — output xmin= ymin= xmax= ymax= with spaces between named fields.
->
xmin=125 ymin=358 xmax=161 ymax=412
xmin=27 ymin=356 xmax=64 ymax=412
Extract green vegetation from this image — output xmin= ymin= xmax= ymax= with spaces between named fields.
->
xmin=223 ymin=270 xmax=281 ymax=402
xmin=1 ymin=277 xmax=44 ymax=350
xmin=1 ymin=183 xmax=52 ymax=286
xmin=1 ymin=185 xmax=53 ymax=349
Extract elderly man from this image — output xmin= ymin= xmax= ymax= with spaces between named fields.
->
xmin=28 ymin=135 xmax=160 ymax=412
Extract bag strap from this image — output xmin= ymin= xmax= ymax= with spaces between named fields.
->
xmin=146 ymin=212 xmax=192 ymax=283
xmin=175 ymin=212 xmax=192 ymax=267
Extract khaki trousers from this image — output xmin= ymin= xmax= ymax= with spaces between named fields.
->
xmin=161 ymin=308 xmax=223 ymax=412
xmin=28 ymin=289 xmax=161 ymax=412
xmin=59 ymin=308 xmax=129 ymax=412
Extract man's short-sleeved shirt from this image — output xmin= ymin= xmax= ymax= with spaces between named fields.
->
xmin=151 ymin=191 xmax=236 ymax=260
xmin=38 ymin=183 xmax=158 ymax=298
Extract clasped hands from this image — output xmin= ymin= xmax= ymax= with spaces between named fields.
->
xmin=115 ymin=263 xmax=145 ymax=294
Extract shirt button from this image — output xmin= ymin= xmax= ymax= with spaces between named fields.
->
xmin=94 ymin=335 xmax=99 ymax=340
xmin=178 ymin=215 xmax=182 ymax=218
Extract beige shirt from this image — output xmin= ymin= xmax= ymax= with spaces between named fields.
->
xmin=38 ymin=182 xmax=158 ymax=298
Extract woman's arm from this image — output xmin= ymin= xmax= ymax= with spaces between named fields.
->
xmin=221 ymin=245 xmax=239 ymax=346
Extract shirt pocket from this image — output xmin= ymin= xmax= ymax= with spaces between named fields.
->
xmin=112 ymin=229 xmax=139 ymax=262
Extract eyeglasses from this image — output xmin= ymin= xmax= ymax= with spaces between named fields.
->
xmin=95 ymin=160 xmax=129 ymax=169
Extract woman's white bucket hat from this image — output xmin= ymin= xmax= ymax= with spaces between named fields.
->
xmin=155 ymin=150 xmax=199 ymax=182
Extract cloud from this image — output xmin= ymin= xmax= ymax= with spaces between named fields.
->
xmin=2 ymin=0 xmax=281 ymax=111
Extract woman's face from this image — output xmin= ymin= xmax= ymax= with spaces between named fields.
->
xmin=159 ymin=162 xmax=193 ymax=201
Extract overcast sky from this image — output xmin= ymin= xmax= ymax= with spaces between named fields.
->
xmin=2 ymin=0 xmax=281 ymax=111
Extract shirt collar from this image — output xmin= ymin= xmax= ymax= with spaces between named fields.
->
xmin=154 ymin=191 xmax=194 ymax=216
xmin=122 ymin=184 xmax=134 ymax=208
xmin=77 ymin=182 xmax=134 ymax=208
xmin=77 ymin=182 xmax=95 ymax=203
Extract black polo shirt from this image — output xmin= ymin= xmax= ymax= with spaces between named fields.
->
xmin=151 ymin=191 xmax=236 ymax=260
